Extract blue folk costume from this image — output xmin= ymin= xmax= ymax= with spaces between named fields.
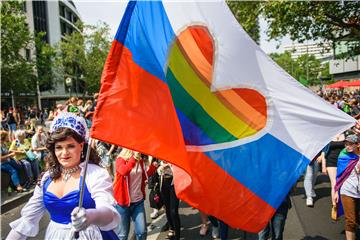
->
xmin=8 ymin=113 xmax=120 ymax=240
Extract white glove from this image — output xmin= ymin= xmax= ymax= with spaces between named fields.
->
xmin=71 ymin=207 xmax=115 ymax=232
xmin=71 ymin=207 xmax=89 ymax=232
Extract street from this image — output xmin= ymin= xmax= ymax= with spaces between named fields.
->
xmin=2 ymin=174 xmax=358 ymax=240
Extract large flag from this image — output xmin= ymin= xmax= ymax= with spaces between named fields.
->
xmin=91 ymin=1 xmax=355 ymax=232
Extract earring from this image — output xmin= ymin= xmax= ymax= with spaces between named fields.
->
xmin=81 ymin=150 xmax=85 ymax=159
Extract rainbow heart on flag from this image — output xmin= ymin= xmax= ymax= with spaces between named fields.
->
xmin=166 ymin=26 xmax=267 ymax=146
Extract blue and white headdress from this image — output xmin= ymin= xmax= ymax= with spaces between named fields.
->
xmin=50 ymin=112 xmax=89 ymax=140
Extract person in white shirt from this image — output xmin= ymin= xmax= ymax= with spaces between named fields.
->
xmin=31 ymin=126 xmax=48 ymax=162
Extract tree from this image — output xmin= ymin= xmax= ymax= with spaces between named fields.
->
xmin=56 ymin=21 xmax=111 ymax=95
xmin=82 ymin=22 xmax=112 ymax=94
xmin=226 ymin=1 xmax=262 ymax=43
xmin=270 ymin=51 xmax=330 ymax=86
xmin=269 ymin=51 xmax=294 ymax=76
xmin=1 ymin=0 xmax=35 ymax=94
xmin=261 ymin=1 xmax=360 ymax=58
xmin=34 ymin=32 xmax=57 ymax=91
xmin=56 ymin=21 xmax=86 ymax=96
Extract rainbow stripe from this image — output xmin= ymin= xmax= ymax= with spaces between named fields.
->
xmin=167 ymin=27 xmax=267 ymax=145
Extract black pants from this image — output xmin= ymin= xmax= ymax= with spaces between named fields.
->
xmin=161 ymin=177 xmax=181 ymax=240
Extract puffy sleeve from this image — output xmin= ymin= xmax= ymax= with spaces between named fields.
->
xmin=9 ymin=172 xmax=50 ymax=237
xmin=85 ymin=164 xmax=120 ymax=231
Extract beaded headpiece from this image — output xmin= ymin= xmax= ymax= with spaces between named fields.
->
xmin=50 ymin=112 xmax=89 ymax=140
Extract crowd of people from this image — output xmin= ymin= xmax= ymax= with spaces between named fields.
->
xmin=1 ymin=94 xmax=99 ymax=194
xmin=1 ymin=89 xmax=359 ymax=240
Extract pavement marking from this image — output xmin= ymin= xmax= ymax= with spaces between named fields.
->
xmin=147 ymin=212 xmax=167 ymax=240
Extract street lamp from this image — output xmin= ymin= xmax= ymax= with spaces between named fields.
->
xmin=65 ymin=77 xmax=73 ymax=97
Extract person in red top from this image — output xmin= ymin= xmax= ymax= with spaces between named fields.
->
xmin=113 ymin=148 xmax=157 ymax=240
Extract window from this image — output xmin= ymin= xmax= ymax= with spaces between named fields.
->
xmin=26 ymin=49 xmax=31 ymax=61
xmin=32 ymin=1 xmax=49 ymax=43
xmin=22 ymin=2 xmax=27 ymax=12
xmin=60 ymin=5 xmax=65 ymax=17
xmin=61 ymin=21 xmax=66 ymax=35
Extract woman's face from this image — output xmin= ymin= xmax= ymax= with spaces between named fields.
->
xmin=54 ymin=136 xmax=83 ymax=168
xmin=345 ymin=141 xmax=359 ymax=153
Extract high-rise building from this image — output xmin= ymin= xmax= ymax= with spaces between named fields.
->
xmin=25 ymin=0 xmax=83 ymax=108
xmin=284 ymin=42 xmax=333 ymax=62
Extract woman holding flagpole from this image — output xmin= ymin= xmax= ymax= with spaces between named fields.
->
xmin=6 ymin=112 xmax=120 ymax=240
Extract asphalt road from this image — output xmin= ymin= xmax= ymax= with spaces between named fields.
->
xmin=1 ymin=174 xmax=359 ymax=240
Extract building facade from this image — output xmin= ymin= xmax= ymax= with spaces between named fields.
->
xmin=31 ymin=0 xmax=84 ymax=108
xmin=12 ymin=0 xmax=83 ymax=110
xmin=329 ymin=42 xmax=360 ymax=81
xmin=284 ymin=42 xmax=333 ymax=62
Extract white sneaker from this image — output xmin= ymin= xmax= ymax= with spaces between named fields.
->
xmin=150 ymin=209 xmax=159 ymax=219
xmin=306 ymin=197 xmax=313 ymax=207
xmin=211 ymin=226 xmax=219 ymax=239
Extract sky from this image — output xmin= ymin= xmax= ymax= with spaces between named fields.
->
xmin=74 ymin=1 xmax=293 ymax=54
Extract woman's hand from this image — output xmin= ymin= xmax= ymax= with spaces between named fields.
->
xmin=157 ymin=165 xmax=165 ymax=175
xmin=322 ymin=166 xmax=327 ymax=175
xmin=157 ymin=163 xmax=170 ymax=174
xmin=134 ymin=152 xmax=141 ymax=161
xmin=354 ymin=120 xmax=360 ymax=135
xmin=332 ymin=191 xmax=339 ymax=205
xmin=71 ymin=207 xmax=89 ymax=232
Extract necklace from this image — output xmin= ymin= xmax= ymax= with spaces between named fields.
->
xmin=61 ymin=165 xmax=80 ymax=182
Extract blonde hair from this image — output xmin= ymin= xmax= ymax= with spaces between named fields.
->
xmin=119 ymin=148 xmax=133 ymax=160
xmin=15 ymin=130 xmax=26 ymax=139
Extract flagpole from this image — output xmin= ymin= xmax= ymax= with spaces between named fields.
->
xmin=71 ymin=137 xmax=93 ymax=239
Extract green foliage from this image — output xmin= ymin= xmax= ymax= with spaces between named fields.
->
xmin=270 ymin=51 xmax=330 ymax=86
xmin=227 ymin=1 xmax=359 ymax=57
xmin=262 ymin=1 xmax=360 ymax=57
xmin=269 ymin=51 xmax=294 ymax=75
xmin=56 ymin=21 xmax=86 ymax=79
xmin=55 ymin=21 xmax=111 ymax=95
xmin=83 ymin=22 xmax=112 ymax=94
xmin=34 ymin=32 xmax=57 ymax=91
xmin=1 ymin=0 xmax=35 ymax=94
xmin=226 ymin=1 xmax=261 ymax=43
